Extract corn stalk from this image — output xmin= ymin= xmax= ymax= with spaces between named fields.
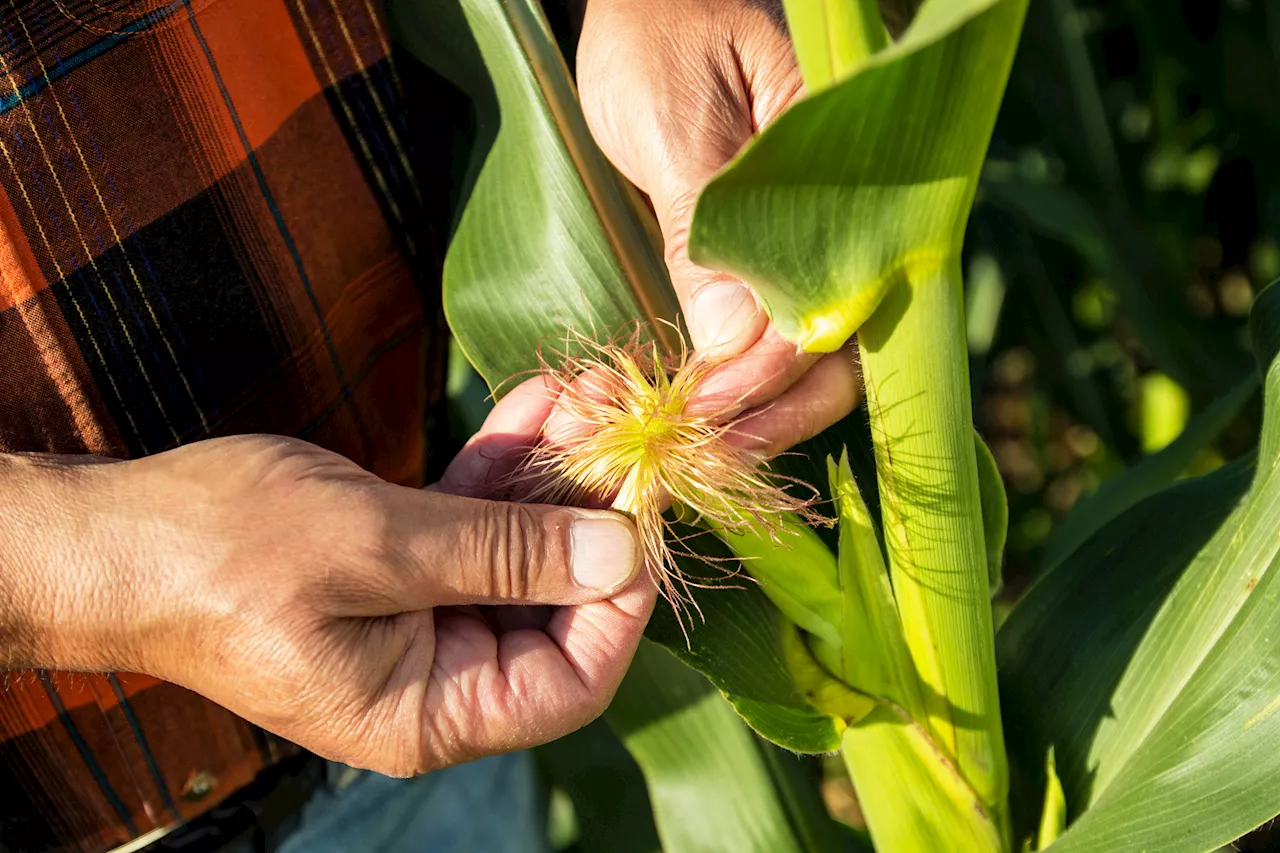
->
xmin=855 ymin=256 xmax=1009 ymax=844
xmin=689 ymin=0 xmax=1028 ymax=847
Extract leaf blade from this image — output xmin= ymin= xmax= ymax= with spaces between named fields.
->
xmin=609 ymin=642 xmax=821 ymax=853
xmin=689 ymin=0 xmax=1027 ymax=352
xmin=999 ymin=282 xmax=1280 ymax=852
xmin=391 ymin=0 xmax=678 ymax=393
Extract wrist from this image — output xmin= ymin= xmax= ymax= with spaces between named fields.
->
xmin=0 ymin=453 xmax=146 ymax=673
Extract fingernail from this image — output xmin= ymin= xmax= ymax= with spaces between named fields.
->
xmin=690 ymin=283 xmax=758 ymax=355
xmin=571 ymin=514 xmax=640 ymax=592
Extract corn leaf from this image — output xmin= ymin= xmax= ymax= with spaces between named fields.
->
xmin=610 ymin=642 xmax=861 ymax=853
xmin=841 ymin=706 xmax=1003 ymax=853
xmin=999 ymin=282 xmax=1280 ymax=852
xmin=689 ymin=0 xmax=1027 ymax=352
xmin=534 ymin=721 xmax=662 ymax=853
xmin=387 ymin=0 xmax=678 ymax=393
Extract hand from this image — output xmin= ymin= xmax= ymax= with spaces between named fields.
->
xmin=0 ymin=434 xmax=653 ymax=777
xmin=577 ymin=0 xmax=861 ymax=457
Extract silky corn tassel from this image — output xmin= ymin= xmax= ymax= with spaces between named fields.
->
xmin=505 ymin=328 xmax=823 ymax=620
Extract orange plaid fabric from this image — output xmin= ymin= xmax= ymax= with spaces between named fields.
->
xmin=0 ymin=2 xmax=444 ymax=851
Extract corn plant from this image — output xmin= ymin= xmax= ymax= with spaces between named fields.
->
xmin=393 ymin=0 xmax=1280 ymax=850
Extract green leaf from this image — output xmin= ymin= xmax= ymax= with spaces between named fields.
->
xmin=840 ymin=707 xmax=1003 ymax=853
xmin=534 ymin=720 xmax=662 ymax=853
xmin=819 ymin=452 xmax=924 ymax=719
xmin=608 ymin=642 xmax=836 ymax=853
xmin=999 ymin=282 xmax=1280 ymax=852
xmin=1039 ymin=374 xmax=1257 ymax=573
xmin=645 ymin=529 xmax=845 ymax=754
xmin=388 ymin=0 xmax=678 ymax=393
xmin=974 ymin=430 xmax=1009 ymax=597
xmin=689 ymin=0 xmax=1028 ymax=352
xmin=782 ymin=0 xmax=889 ymax=92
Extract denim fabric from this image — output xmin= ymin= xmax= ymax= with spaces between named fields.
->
xmin=274 ymin=752 xmax=547 ymax=853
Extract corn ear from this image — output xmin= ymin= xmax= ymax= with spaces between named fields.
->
xmin=842 ymin=706 xmax=1003 ymax=853
xmin=1035 ymin=748 xmax=1067 ymax=851
xmin=823 ymin=451 xmax=927 ymax=720
xmin=708 ymin=513 xmax=843 ymax=650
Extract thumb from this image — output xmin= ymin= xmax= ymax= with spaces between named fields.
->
xmin=388 ymin=490 xmax=643 ymax=607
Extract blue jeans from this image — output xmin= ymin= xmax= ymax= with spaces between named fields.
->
xmin=274 ymin=752 xmax=546 ymax=853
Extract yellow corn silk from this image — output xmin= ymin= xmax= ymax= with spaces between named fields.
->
xmin=504 ymin=328 xmax=823 ymax=615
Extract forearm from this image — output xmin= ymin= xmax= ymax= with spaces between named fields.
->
xmin=0 ymin=453 xmax=137 ymax=672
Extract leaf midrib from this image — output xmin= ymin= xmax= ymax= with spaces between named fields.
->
xmin=498 ymin=0 xmax=679 ymax=353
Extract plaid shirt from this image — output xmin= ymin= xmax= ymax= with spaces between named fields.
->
xmin=0 ymin=2 xmax=444 ymax=850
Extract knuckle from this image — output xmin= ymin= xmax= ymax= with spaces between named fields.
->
xmin=663 ymin=220 xmax=693 ymax=270
xmin=473 ymin=502 xmax=547 ymax=601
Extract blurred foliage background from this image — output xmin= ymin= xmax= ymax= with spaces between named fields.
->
xmin=434 ymin=0 xmax=1280 ymax=849
xmin=973 ymin=0 xmax=1273 ymax=598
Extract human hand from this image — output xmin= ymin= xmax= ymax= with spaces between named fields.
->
xmin=577 ymin=0 xmax=862 ymax=457
xmin=1 ymin=434 xmax=652 ymax=777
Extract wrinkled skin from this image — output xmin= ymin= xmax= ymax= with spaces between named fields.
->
xmin=2 ymin=434 xmax=651 ymax=777
xmin=0 ymin=0 xmax=862 ymax=780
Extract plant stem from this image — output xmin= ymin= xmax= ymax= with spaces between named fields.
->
xmin=839 ymin=709 xmax=1003 ymax=853
xmin=782 ymin=0 xmax=889 ymax=94
xmin=856 ymin=256 xmax=1009 ymax=826
xmin=842 ymin=0 xmax=890 ymax=63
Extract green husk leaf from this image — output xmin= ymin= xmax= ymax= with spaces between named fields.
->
xmin=841 ymin=707 xmax=1003 ymax=853
xmin=818 ymin=451 xmax=925 ymax=720
xmin=784 ymin=621 xmax=878 ymax=726
xmin=975 ymin=430 xmax=1009 ymax=597
xmin=707 ymin=513 xmax=843 ymax=650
